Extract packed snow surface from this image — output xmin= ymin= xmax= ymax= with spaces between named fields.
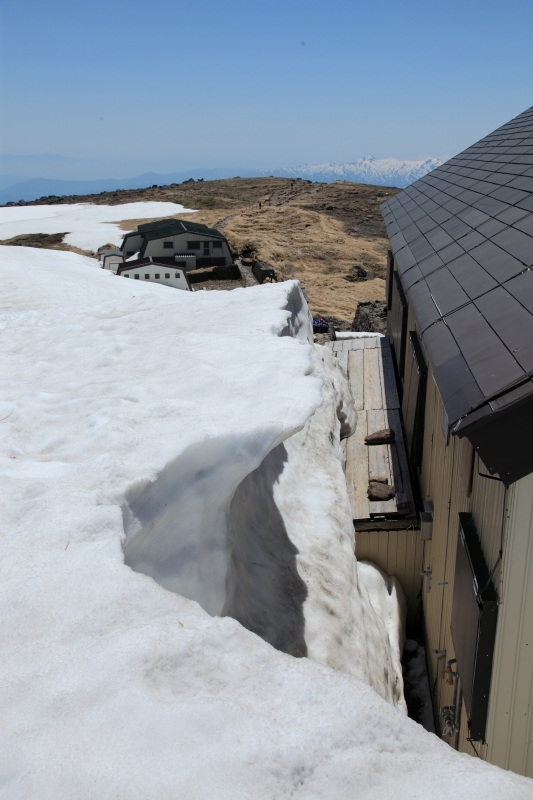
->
xmin=2 ymin=246 xmax=533 ymax=799
xmin=0 ymin=201 xmax=196 ymax=250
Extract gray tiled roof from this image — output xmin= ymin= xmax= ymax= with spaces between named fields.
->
xmin=137 ymin=218 xmax=225 ymax=240
xmin=381 ymin=106 xmax=533 ymax=435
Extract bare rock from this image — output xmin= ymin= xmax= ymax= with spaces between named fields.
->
xmin=365 ymin=428 xmax=395 ymax=445
xmin=352 ymin=300 xmax=387 ymax=335
xmin=368 ymin=481 xmax=396 ymax=501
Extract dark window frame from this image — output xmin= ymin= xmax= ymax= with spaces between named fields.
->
xmin=163 ymin=241 xmax=174 ymax=249
xmin=401 ymin=330 xmax=428 ymax=471
xmin=389 ymin=271 xmax=408 ymax=382
xmin=187 ymin=241 xmax=201 ymax=250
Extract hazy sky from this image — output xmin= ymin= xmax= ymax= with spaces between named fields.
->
xmin=1 ymin=0 xmax=532 ymax=175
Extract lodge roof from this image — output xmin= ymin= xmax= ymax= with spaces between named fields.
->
xmin=136 ymin=218 xmax=225 ymax=241
xmin=381 ymin=107 xmax=533 ymax=482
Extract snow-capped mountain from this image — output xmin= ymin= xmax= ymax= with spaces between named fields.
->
xmin=260 ymin=157 xmax=444 ymax=188
xmin=0 ymin=157 xmax=444 ymax=204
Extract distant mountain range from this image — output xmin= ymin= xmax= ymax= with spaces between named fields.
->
xmin=0 ymin=157 xmax=444 ymax=204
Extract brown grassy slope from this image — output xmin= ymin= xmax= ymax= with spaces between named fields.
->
xmin=114 ymin=178 xmax=399 ymax=326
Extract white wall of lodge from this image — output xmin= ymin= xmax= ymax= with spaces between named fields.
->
xmin=102 ymin=255 xmax=123 ymax=272
xmin=143 ymin=233 xmax=231 ymax=262
xmin=120 ymin=267 xmax=191 ymax=291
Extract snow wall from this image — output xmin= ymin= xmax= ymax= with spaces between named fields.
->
xmin=123 ymin=284 xmax=406 ymax=710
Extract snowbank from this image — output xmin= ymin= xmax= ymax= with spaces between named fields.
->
xmin=334 ymin=331 xmax=384 ymax=340
xmin=2 ymin=246 xmax=532 ymax=798
xmin=0 ymin=201 xmax=195 ymax=250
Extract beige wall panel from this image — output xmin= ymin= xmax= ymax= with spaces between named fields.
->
xmin=414 ymin=347 xmax=509 ymax=749
xmin=486 ymin=475 xmax=533 ymax=776
xmin=355 ymin=529 xmax=423 ymax=627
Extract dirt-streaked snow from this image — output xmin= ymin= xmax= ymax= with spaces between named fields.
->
xmin=1 ymin=246 xmax=532 ymax=799
xmin=0 ymin=201 xmax=195 ymax=251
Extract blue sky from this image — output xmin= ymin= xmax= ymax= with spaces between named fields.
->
xmin=1 ymin=0 xmax=532 ymax=176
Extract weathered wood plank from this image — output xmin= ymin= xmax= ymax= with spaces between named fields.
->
xmin=345 ymin=338 xmax=365 ymax=351
xmin=363 ymin=348 xmax=383 ymax=410
xmin=344 ymin=336 xmax=418 ymax=527
xmin=348 ymin=349 xmax=364 ymax=411
xmin=345 ymin=410 xmax=369 ymax=520
xmin=367 ymin=409 xmax=397 ymax=515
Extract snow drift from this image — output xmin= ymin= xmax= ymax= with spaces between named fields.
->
xmin=0 ymin=201 xmax=196 ymax=250
xmin=1 ymin=245 xmax=532 ymax=799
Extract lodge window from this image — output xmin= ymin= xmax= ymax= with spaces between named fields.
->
xmin=155 ymin=274 xmax=160 ymax=279
xmin=213 ymin=241 xmax=222 ymax=249
xmin=134 ymin=274 xmax=139 ymax=279
xmin=451 ymin=513 xmax=498 ymax=742
xmin=165 ymin=273 xmax=170 ymax=279
xmin=124 ymin=274 xmax=129 ymax=277
xmin=145 ymin=274 xmax=149 ymax=279
xmin=187 ymin=241 xmax=200 ymax=250
xmin=401 ymin=330 xmax=427 ymax=471
xmin=163 ymin=242 xmax=173 ymax=249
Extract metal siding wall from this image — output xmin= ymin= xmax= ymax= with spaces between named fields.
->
xmin=390 ymin=290 xmax=514 ymax=763
xmin=485 ymin=475 xmax=533 ymax=777
xmin=416 ymin=356 xmax=508 ymax=750
xmin=354 ymin=529 xmax=424 ymax=628
xmin=470 ymin=459 xmax=507 ymax=588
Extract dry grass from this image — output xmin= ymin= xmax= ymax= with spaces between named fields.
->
xmin=114 ymin=178 xmax=397 ymax=326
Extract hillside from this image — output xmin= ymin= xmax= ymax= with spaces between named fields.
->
xmin=2 ymin=177 xmax=398 ymax=327
xmin=0 ymin=157 xmax=440 ymax=203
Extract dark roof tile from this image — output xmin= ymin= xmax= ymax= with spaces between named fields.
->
xmin=441 ymin=216 xmax=472 ymax=239
xmin=421 ymin=321 xmax=484 ymax=423
xmin=469 ymin=240 xmax=524 ymax=281
xmin=505 ymin=269 xmax=533 ymax=313
xmin=438 ymin=242 xmax=465 ymax=263
xmin=419 ymin=253 xmax=445 ymax=276
xmin=457 ymin=207 xmax=491 ymax=228
xmin=447 ymin=253 xmax=499 ymax=299
xmin=410 ymin=236 xmax=435 ymax=261
xmin=445 ymin=304 xmax=524 ymax=396
xmin=456 ymin=230 xmax=486 ymax=251
xmin=406 ymin=280 xmax=441 ymax=332
xmin=475 ymin=287 xmax=533 ymax=372
xmin=512 ymin=213 xmax=533 ymax=237
xmin=394 ymin=245 xmax=417 ymax=273
xmin=426 ymin=267 xmax=470 ymax=316
xmin=491 ymin=228 xmax=533 ymax=266
xmin=426 ymin=227 xmax=455 ymax=251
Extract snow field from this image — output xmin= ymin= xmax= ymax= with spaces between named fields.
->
xmin=0 ymin=201 xmax=196 ymax=250
xmin=1 ymin=245 xmax=533 ymax=798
